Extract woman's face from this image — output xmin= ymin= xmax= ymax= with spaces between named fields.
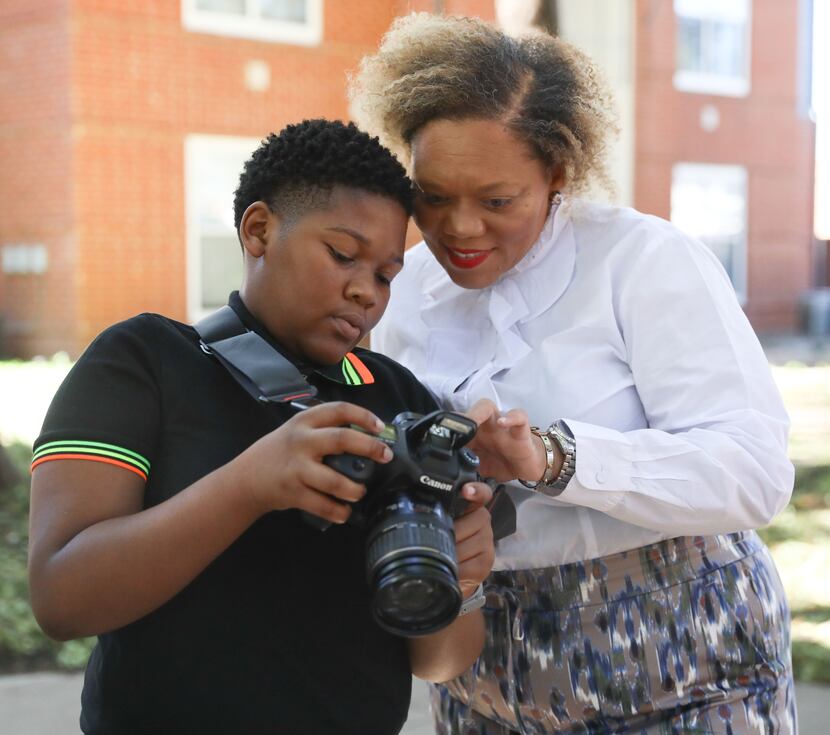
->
xmin=410 ymin=118 xmax=562 ymax=290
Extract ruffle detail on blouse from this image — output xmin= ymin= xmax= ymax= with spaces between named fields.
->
xmin=413 ymin=199 xmax=576 ymax=411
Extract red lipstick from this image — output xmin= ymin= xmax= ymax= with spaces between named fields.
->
xmin=446 ymin=247 xmax=491 ymax=269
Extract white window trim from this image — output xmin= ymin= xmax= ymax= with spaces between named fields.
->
xmin=185 ymin=134 xmax=260 ymax=322
xmin=181 ymin=0 xmax=323 ymax=46
xmin=671 ymin=162 xmax=749 ymax=305
xmin=673 ymin=70 xmax=750 ymax=97
xmin=673 ymin=0 xmax=752 ymax=98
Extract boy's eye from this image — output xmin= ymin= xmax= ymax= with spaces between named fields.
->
xmin=326 ymin=245 xmax=354 ymax=264
xmin=376 ymin=273 xmax=392 ymax=286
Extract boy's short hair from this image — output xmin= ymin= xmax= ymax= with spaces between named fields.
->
xmin=233 ymin=119 xmax=413 ymax=235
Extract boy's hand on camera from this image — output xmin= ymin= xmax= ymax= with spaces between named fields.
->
xmin=454 ymin=482 xmax=495 ymax=599
xmin=465 ymin=399 xmax=544 ymax=482
xmin=235 ymin=402 xmax=393 ymax=524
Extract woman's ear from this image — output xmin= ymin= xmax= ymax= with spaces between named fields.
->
xmin=548 ymin=164 xmax=566 ymax=198
xmin=239 ymin=202 xmax=279 ymax=258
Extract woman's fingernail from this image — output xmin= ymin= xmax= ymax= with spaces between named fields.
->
xmin=382 ymin=446 xmax=393 ymax=462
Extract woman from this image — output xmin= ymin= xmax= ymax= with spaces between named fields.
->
xmin=351 ymin=13 xmax=797 ymax=734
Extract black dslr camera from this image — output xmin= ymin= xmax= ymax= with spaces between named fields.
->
xmin=300 ymin=406 xmax=481 ymax=637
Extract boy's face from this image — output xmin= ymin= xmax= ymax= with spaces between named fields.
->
xmin=240 ymin=186 xmax=408 ymax=365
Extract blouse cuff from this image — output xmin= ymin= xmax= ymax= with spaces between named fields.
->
xmin=554 ymin=419 xmax=631 ymax=513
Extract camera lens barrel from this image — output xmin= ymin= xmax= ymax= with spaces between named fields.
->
xmin=365 ymin=496 xmax=462 ymax=637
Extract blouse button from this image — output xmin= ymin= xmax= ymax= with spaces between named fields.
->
xmin=595 ymin=469 xmax=607 ymax=484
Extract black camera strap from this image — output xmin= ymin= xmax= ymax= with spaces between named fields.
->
xmin=193 ymin=305 xmax=317 ymax=404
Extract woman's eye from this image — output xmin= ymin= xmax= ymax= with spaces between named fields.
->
xmin=418 ymin=191 xmax=447 ymax=206
xmin=486 ymin=198 xmax=512 ymax=209
xmin=326 ymin=245 xmax=354 ymax=264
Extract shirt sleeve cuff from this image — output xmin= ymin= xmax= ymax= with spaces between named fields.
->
xmin=554 ymin=419 xmax=631 ymax=513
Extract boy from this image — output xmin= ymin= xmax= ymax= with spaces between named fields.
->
xmin=28 ymin=120 xmax=494 ymax=734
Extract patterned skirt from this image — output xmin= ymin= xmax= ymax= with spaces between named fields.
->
xmin=430 ymin=532 xmax=796 ymax=734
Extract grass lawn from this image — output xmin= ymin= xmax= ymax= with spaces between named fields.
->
xmin=760 ymin=365 xmax=830 ymax=683
xmin=2 ymin=358 xmax=830 ymax=681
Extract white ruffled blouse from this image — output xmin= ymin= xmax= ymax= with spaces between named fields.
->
xmin=372 ymin=198 xmax=794 ymax=569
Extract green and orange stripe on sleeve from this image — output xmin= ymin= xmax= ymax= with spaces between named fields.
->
xmin=341 ymin=352 xmax=375 ymax=386
xmin=31 ymin=440 xmax=151 ymax=481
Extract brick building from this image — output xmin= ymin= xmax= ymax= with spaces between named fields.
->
xmin=0 ymin=0 xmax=816 ymax=357
xmin=633 ymin=0 xmax=816 ymax=331
xmin=0 ymin=0 xmax=494 ymax=358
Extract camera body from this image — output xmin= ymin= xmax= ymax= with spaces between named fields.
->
xmin=301 ymin=407 xmax=481 ymax=637
xmin=319 ymin=410 xmax=480 ymax=525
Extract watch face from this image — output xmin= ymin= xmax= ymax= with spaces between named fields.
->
xmin=553 ymin=420 xmax=575 ymax=447
xmin=556 ymin=420 xmax=573 ymax=437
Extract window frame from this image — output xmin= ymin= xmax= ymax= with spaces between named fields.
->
xmin=181 ymin=0 xmax=323 ymax=46
xmin=184 ymin=134 xmax=261 ymax=321
xmin=670 ymin=162 xmax=749 ymax=305
xmin=673 ymin=0 xmax=752 ymax=97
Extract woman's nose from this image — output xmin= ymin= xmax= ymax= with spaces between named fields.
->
xmin=443 ymin=203 xmax=485 ymax=240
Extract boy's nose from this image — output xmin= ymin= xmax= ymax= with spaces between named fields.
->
xmin=345 ymin=273 xmax=377 ymax=307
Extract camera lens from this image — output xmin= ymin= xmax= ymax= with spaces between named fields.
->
xmin=365 ymin=496 xmax=462 ymax=637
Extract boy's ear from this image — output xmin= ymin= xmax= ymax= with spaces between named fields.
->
xmin=239 ymin=201 xmax=279 ymax=258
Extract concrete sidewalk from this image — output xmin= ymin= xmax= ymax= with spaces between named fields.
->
xmin=0 ymin=673 xmax=825 ymax=734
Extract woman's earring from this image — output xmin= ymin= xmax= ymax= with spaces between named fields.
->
xmin=550 ymin=192 xmax=563 ymax=206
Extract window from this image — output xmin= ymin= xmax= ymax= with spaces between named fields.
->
xmin=182 ymin=0 xmax=322 ymax=45
xmin=674 ymin=0 xmax=751 ymax=96
xmin=671 ymin=163 xmax=748 ymax=304
xmin=185 ymin=135 xmax=260 ymax=319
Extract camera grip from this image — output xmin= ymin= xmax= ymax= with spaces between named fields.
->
xmin=301 ymin=454 xmax=377 ymax=531
xmin=323 ymin=453 xmax=376 ymax=482
xmin=450 ymin=495 xmax=471 ymax=518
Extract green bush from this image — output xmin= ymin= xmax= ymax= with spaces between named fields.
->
xmin=0 ymin=442 xmax=94 ymax=673
xmin=792 ymin=639 xmax=830 ymax=685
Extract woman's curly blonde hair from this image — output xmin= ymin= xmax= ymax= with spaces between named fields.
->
xmin=349 ymin=13 xmax=619 ymax=195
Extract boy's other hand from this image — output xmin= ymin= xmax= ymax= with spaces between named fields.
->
xmin=454 ymin=482 xmax=495 ymax=599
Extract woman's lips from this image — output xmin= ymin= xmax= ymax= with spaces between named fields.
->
xmin=446 ymin=246 xmax=492 ymax=269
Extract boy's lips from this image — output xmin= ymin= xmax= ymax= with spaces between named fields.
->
xmin=445 ymin=246 xmax=492 ymax=269
xmin=332 ymin=313 xmax=365 ymax=342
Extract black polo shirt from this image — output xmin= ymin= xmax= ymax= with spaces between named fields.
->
xmin=33 ymin=292 xmax=439 ymax=735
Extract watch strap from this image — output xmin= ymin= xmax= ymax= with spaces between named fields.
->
xmin=518 ymin=421 xmax=576 ymax=496
xmin=457 ymin=583 xmax=486 ymax=617
xmin=545 ymin=420 xmax=576 ymax=495
xmin=517 ymin=426 xmax=556 ymax=489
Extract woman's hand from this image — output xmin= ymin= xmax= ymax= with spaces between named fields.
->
xmin=465 ymin=399 xmax=547 ymax=483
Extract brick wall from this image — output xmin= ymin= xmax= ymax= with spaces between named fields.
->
xmin=0 ymin=0 xmax=494 ymax=357
xmin=69 ymin=0 xmax=421 ymax=355
xmin=634 ymin=0 xmax=815 ymax=331
xmin=0 ymin=0 xmax=76 ymax=357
